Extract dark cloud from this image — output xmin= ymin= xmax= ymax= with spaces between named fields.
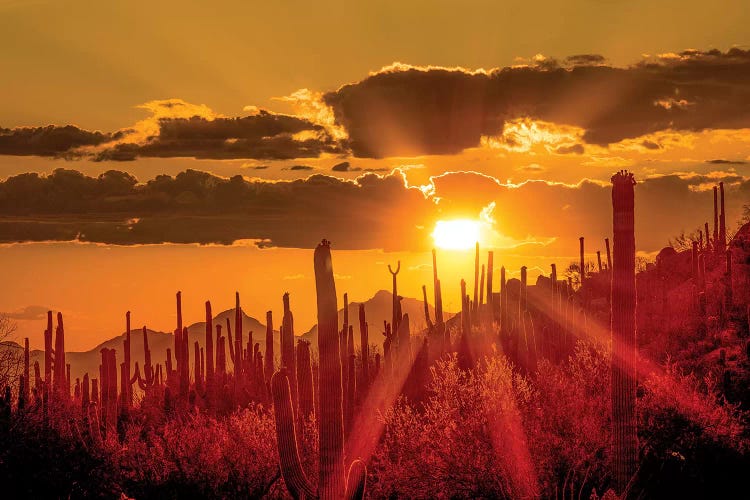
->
xmin=251 ymin=165 xmax=269 ymax=170
xmin=0 ymin=167 xmax=746 ymax=251
xmin=0 ymin=168 xmax=434 ymax=250
xmin=641 ymin=140 xmax=661 ymax=150
xmin=286 ymin=165 xmax=315 ymax=171
xmin=2 ymin=305 xmax=49 ymax=320
xmin=0 ymin=125 xmax=113 ymax=156
xmin=324 ymin=48 xmax=750 ymax=157
xmin=94 ymin=111 xmax=343 ymax=161
xmin=707 ymin=159 xmax=747 ymax=165
xmin=332 ymin=161 xmax=362 ymax=172
xmin=564 ymin=54 xmax=607 ymax=66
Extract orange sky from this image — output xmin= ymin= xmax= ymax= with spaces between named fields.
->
xmin=1 ymin=2 xmax=749 ymax=350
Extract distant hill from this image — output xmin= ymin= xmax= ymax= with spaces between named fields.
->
xmin=300 ymin=289 xmax=453 ymax=351
xmin=9 ymin=290 xmax=453 ymax=386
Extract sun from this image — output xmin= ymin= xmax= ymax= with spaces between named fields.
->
xmin=432 ymin=219 xmax=481 ymax=250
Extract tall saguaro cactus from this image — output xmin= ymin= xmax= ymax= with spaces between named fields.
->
xmin=54 ymin=312 xmax=67 ymax=398
xmin=265 ymin=311 xmax=275 ymax=385
xmin=432 ymin=249 xmax=444 ymax=326
xmin=610 ymin=170 xmax=638 ymax=494
xmin=713 ymin=185 xmax=719 ymax=251
xmin=388 ymin=261 xmax=401 ymax=334
xmin=719 ymin=181 xmax=727 ymax=251
xmin=272 ymin=240 xmax=366 ymax=500
xmin=359 ymin=303 xmax=370 ymax=390
xmin=281 ymin=293 xmax=298 ymax=413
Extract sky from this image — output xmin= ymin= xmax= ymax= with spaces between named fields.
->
xmin=1 ymin=1 xmax=749 ymax=349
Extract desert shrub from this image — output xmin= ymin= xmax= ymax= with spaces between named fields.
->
xmin=525 ymin=340 xmax=612 ymax=498
xmin=369 ymin=354 xmax=539 ymax=499
xmin=636 ymin=366 xmax=749 ymax=497
xmin=119 ymin=404 xmax=281 ymax=499
xmin=0 ymin=409 xmax=122 ymax=499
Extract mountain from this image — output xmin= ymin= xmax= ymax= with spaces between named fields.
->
xmin=300 ymin=289 xmax=453 ymax=351
xmin=12 ymin=290 xmax=452 ymax=387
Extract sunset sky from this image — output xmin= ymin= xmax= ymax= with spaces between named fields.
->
xmin=1 ymin=0 xmax=749 ymax=349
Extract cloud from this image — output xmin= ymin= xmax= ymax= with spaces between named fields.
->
xmin=0 ymin=125 xmax=114 ymax=156
xmin=323 ymin=48 xmax=750 ymax=157
xmin=5 ymin=48 xmax=750 ymax=163
xmin=564 ymin=54 xmax=607 ymax=67
xmin=332 ymin=161 xmax=361 ymax=172
xmin=555 ymin=143 xmax=584 ymax=154
xmin=285 ymin=165 xmax=315 ymax=171
xmin=0 ymin=99 xmax=346 ymax=162
xmin=0 ymin=168 xmax=434 ymax=250
xmin=707 ymin=159 xmax=747 ymax=165
xmin=2 ymin=305 xmax=49 ymax=320
xmin=92 ymin=110 xmax=343 ymax=161
xmin=516 ymin=163 xmax=545 ymax=172
xmin=0 ymin=166 xmax=747 ymax=252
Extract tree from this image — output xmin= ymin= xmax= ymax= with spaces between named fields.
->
xmin=0 ymin=314 xmax=22 ymax=393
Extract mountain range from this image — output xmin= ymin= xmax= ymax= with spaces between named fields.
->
xmin=10 ymin=290 xmax=451 ymax=386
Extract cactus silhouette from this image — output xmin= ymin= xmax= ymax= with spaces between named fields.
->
xmin=610 ymin=170 xmax=638 ymax=494
xmin=296 ymin=339 xmax=315 ymax=423
xmin=388 ymin=261 xmax=401 ymax=334
xmin=272 ymin=240 xmax=366 ymax=499
xmin=281 ymin=292 xmax=298 ymax=414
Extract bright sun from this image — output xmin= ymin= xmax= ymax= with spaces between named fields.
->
xmin=432 ymin=219 xmax=481 ymax=250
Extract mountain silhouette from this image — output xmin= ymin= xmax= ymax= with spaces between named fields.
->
xmin=300 ymin=289 xmax=452 ymax=351
xmin=12 ymin=290 xmax=452 ymax=387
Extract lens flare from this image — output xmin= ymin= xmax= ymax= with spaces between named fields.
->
xmin=432 ymin=219 xmax=481 ymax=250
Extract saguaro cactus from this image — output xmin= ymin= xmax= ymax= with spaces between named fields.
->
xmin=296 ymin=339 xmax=314 ymax=422
xmin=500 ymin=266 xmax=507 ymax=335
xmin=422 ymin=285 xmax=433 ymax=331
xmin=479 ymin=264 xmax=486 ymax=312
xmin=713 ymin=185 xmax=719 ymax=251
xmin=271 ymin=240 xmax=366 ymax=499
xmin=23 ymin=338 xmax=30 ymax=403
xmin=205 ymin=301 xmax=215 ymax=389
xmin=473 ymin=242 xmax=480 ymax=320
xmin=44 ymin=311 xmax=52 ymax=410
xmin=281 ymin=293 xmax=298 ymax=413
xmin=610 ymin=170 xmax=638 ymax=494
xmin=432 ymin=249 xmax=444 ymax=326
xmin=388 ymin=261 xmax=401 ymax=334
xmin=82 ymin=373 xmax=90 ymax=412
xmin=704 ymin=222 xmax=710 ymax=251
xmin=358 ymin=304 xmax=370 ymax=390
xmin=487 ymin=251 xmax=494 ymax=321
xmin=579 ymin=237 xmax=586 ymax=288
xmin=235 ymin=292 xmax=244 ymax=379
xmin=124 ymin=312 xmax=132 ymax=408
xmin=265 ymin=311 xmax=275 ymax=385
xmin=54 ymin=312 xmax=67 ymax=398
xmin=719 ymin=181 xmax=727 ymax=251
xmin=605 ymin=237 xmax=612 ymax=270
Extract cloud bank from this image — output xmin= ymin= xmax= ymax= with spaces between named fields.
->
xmin=0 ymin=168 xmax=746 ymax=251
xmin=2 ymin=49 xmax=750 ymax=160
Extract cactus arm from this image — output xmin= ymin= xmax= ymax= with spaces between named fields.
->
xmin=344 ymin=460 xmax=367 ymax=500
xmin=130 ymin=361 xmax=141 ymax=386
xmin=272 ymin=369 xmax=317 ymax=499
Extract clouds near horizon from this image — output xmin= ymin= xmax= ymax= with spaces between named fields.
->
xmin=0 ymin=167 xmax=746 ymax=253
